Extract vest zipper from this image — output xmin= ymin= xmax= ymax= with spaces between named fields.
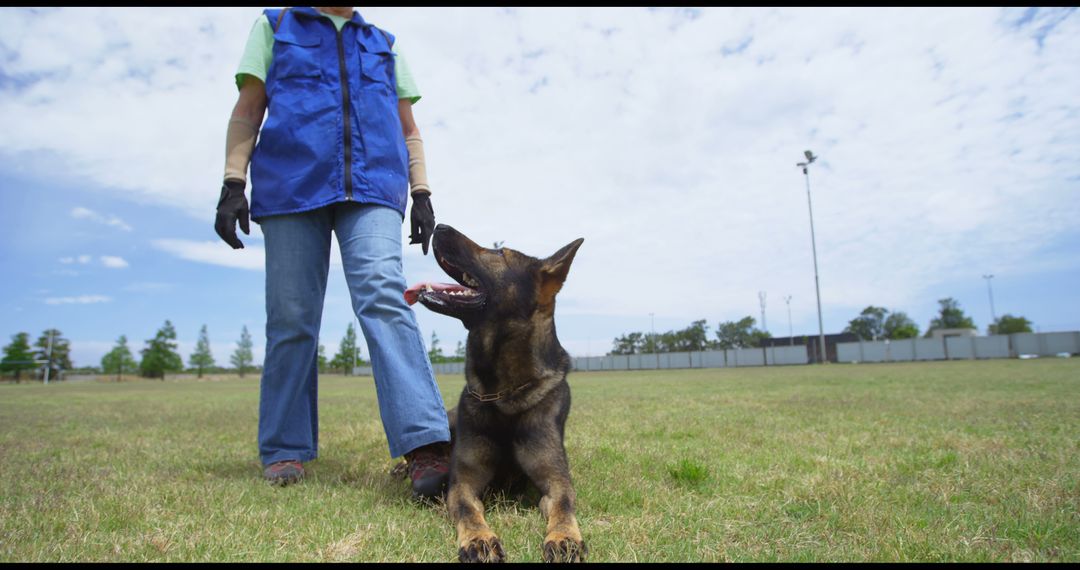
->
xmin=336 ymin=28 xmax=353 ymax=202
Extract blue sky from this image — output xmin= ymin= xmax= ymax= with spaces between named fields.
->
xmin=1 ymin=7 xmax=1078 ymax=368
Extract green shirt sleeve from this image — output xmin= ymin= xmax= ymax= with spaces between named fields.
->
xmin=235 ymin=16 xmax=273 ymax=90
xmin=234 ymin=13 xmax=422 ymax=105
xmin=393 ymin=46 xmax=422 ymax=105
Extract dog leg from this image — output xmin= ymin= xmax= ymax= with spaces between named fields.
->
xmin=448 ymin=436 xmax=504 ymax=563
xmin=514 ymin=434 xmax=587 ymax=563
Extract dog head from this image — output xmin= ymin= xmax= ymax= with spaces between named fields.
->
xmin=406 ymin=224 xmax=583 ymax=327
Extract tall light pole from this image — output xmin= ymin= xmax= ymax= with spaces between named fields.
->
xmin=983 ymin=274 xmax=997 ymax=328
xmin=797 ymin=150 xmax=827 ymax=363
xmin=758 ymin=291 xmax=768 ymax=333
xmin=784 ymin=295 xmax=793 ymax=346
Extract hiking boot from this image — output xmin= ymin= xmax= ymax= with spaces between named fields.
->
xmin=263 ymin=460 xmax=304 ymax=486
xmin=405 ymin=442 xmax=450 ymax=501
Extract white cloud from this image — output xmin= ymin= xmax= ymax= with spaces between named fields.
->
xmin=0 ymin=7 xmax=261 ymax=217
xmin=151 ymin=236 xmax=342 ymax=271
xmin=59 ymin=254 xmax=129 ymax=268
xmin=372 ymin=6 xmax=1080 ymax=324
xmin=44 ymin=295 xmax=111 ymax=305
xmin=3 ymin=7 xmax=1079 ymax=332
xmin=151 ymin=239 xmax=265 ymax=271
xmin=100 ymin=255 xmax=129 ymax=268
xmin=70 ymin=206 xmax=133 ymax=232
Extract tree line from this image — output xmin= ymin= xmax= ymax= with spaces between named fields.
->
xmin=609 ymin=318 xmax=770 ymax=355
xmin=2 ymin=319 xmax=453 ymax=382
xmin=842 ymin=297 xmax=1032 ymax=341
xmin=0 ymin=329 xmax=73 ymax=382
xmin=608 ymin=297 xmax=1034 ymax=356
xmin=0 ymin=322 xmax=257 ymax=382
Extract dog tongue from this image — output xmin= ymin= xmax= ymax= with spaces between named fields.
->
xmin=404 ymin=282 xmax=458 ymax=305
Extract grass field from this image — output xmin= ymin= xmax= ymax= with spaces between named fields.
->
xmin=1 ymin=359 xmax=1078 ymax=562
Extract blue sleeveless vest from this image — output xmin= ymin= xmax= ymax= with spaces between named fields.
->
xmin=250 ymin=7 xmax=409 ymax=221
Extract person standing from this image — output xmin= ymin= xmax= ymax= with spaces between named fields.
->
xmin=214 ymin=6 xmax=450 ymax=500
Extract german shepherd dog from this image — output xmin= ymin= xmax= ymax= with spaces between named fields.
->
xmin=404 ymin=224 xmax=587 ymax=563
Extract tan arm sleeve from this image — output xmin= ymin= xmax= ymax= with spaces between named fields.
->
xmin=224 ymin=117 xmax=259 ymax=183
xmin=405 ymin=135 xmax=430 ymax=195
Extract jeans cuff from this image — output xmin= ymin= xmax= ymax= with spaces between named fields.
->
xmin=261 ymin=451 xmax=317 ymax=467
xmin=390 ymin=429 xmax=452 ymax=460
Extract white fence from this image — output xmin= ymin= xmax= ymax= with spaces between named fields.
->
xmin=570 ymin=345 xmax=809 ymax=372
xmin=360 ymin=331 xmax=1080 ymax=377
xmin=836 ymin=331 xmax=1080 ymax=363
xmin=427 ymin=363 xmax=461 ymax=375
xmin=402 ymin=346 xmax=811 ymax=377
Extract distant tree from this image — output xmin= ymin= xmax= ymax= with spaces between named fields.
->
xmin=657 ymin=331 xmax=677 ymax=352
xmin=641 ymin=332 xmax=663 ymax=354
xmin=331 ymin=323 xmax=360 ymax=375
xmin=101 ymin=335 xmax=138 ymax=381
xmin=989 ymin=314 xmax=1033 ymax=335
xmin=749 ymin=331 xmax=771 ymax=348
xmin=610 ymin=332 xmax=645 ymax=355
xmin=652 ymin=320 xmax=706 ymax=352
xmin=34 ymin=329 xmax=73 ymax=380
xmin=675 ymin=320 xmax=712 ymax=352
xmin=610 ymin=319 xmax=719 ymax=355
xmin=1 ymin=332 xmax=38 ymax=383
xmin=140 ymin=320 xmax=183 ymax=380
xmin=715 ymin=316 xmax=769 ymax=349
xmin=844 ymin=306 xmax=888 ymax=341
xmin=231 ymin=325 xmax=255 ymax=378
xmin=317 ymin=344 xmax=328 ymax=373
xmin=188 ymin=325 xmax=215 ymax=378
xmin=454 ymin=340 xmax=466 ymax=360
xmin=427 ymin=331 xmax=446 ymax=363
xmin=926 ymin=297 xmax=976 ymax=336
xmin=883 ymin=311 xmax=920 ymax=339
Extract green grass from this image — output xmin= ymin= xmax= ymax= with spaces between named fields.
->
xmin=2 ymin=360 xmax=1078 ymax=562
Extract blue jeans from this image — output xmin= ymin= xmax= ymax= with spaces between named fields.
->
xmin=257 ymin=202 xmax=449 ymax=464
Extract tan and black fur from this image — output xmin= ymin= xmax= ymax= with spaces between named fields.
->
xmin=416 ymin=224 xmax=586 ymax=563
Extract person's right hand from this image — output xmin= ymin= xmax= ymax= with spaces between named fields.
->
xmin=215 ymin=179 xmax=250 ymax=249
xmin=408 ymin=191 xmax=435 ymax=255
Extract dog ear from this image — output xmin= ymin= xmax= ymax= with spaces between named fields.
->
xmin=539 ymin=238 xmax=584 ymax=304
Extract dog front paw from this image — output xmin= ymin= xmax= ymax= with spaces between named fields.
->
xmin=542 ymin=535 xmax=587 ymax=563
xmin=458 ymin=534 xmax=506 ymax=563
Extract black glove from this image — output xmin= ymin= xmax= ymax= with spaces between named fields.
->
xmin=409 ymin=192 xmax=435 ymax=255
xmin=215 ymin=179 xmax=250 ymax=249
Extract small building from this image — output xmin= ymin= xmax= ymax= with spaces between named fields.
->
xmin=761 ymin=332 xmax=859 ymax=363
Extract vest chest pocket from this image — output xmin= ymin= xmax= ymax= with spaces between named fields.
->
xmin=270 ymin=34 xmax=323 ymax=81
xmin=358 ymin=49 xmax=395 ymax=91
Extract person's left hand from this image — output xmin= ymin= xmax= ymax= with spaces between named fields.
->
xmin=215 ymin=179 xmax=250 ymax=249
xmin=409 ymin=192 xmax=434 ymax=255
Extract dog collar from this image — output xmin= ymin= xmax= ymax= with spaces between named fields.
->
xmin=467 ymin=382 xmax=532 ymax=402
